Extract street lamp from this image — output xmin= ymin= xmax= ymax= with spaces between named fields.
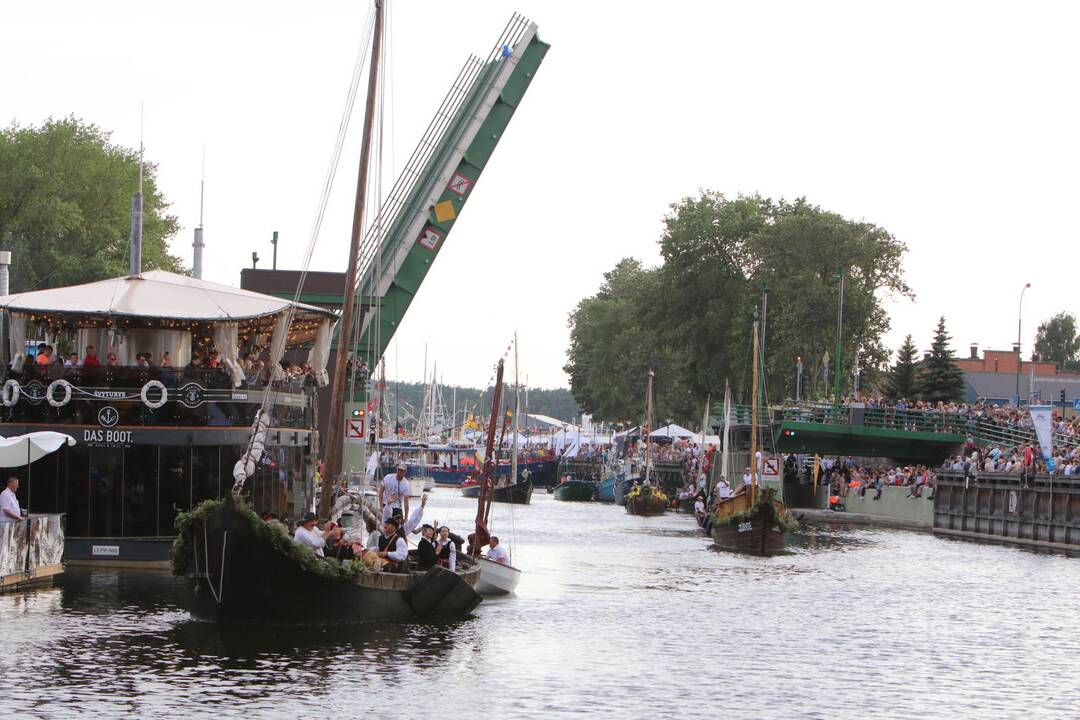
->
xmin=1016 ymin=282 xmax=1031 ymax=406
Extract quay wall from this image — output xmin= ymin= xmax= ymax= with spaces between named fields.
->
xmin=934 ymin=471 xmax=1080 ymax=553
xmin=784 ymin=483 xmax=932 ymax=529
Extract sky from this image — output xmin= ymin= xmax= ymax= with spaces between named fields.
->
xmin=4 ymin=0 xmax=1078 ymax=389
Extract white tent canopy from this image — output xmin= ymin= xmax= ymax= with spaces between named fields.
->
xmin=649 ymin=423 xmax=696 ymax=439
xmin=0 ymin=270 xmax=335 ymax=323
xmin=0 ymin=432 xmax=75 ymax=467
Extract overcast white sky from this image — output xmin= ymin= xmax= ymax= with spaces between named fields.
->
xmin=5 ymin=1 xmax=1078 ymax=389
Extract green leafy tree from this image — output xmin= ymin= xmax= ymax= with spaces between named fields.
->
xmin=883 ymin=334 xmax=918 ymax=400
xmin=1034 ymin=312 xmax=1080 ymax=370
xmin=0 ymin=116 xmax=184 ymax=292
xmin=916 ymin=317 xmax=966 ymax=403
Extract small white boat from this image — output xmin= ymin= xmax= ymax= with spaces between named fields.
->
xmin=474 ymin=555 xmax=521 ymax=595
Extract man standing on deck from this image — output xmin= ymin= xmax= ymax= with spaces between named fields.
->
xmin=379 ymin=464 xmax=410 ymax=522
xmin=1 ymin=477 xmax=21 ymax=521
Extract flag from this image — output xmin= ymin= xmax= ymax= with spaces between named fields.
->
xmin=1028 ymin=405 xmax=1056 ymax=471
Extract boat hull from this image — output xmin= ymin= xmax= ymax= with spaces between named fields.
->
xmin=596 ymin=473 xmax=619 ymax=503
xmin=474 ymin=556 xmax=521 ymax=595
xmin=553 ymin=480 xmax=595 ymax=502
xmin=710 ymin=519 xmax=787 ymax=556
xmin=187 ymin=499 xmax=482 ymax=624
xmin=461 ymin=479 xmax=533 ymax=504
xmin=625 ymin=495 xmax=667 ymax=516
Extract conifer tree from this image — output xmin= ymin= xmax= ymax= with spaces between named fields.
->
xmin=884 ymin=334 xmax=918 ymax=400
xmin=916 ymin=317 xmax=966 ymax=403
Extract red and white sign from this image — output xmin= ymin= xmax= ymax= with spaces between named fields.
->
xmin=418 ymin=226 xmax=444 ymax=251
xmin=448 ymin=172 xmax=472 ymax=197
xmin=762 ymin=457 xmax=780 ymax=477
xmin=347 ymin=419 xmax=364 ymax=442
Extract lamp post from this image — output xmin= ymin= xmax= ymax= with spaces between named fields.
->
xmin=1015 ymin=282 xmax=1031 ymax=406
xmin=796 ymin=355 xmax=803 ymax=402
xmin=832 ymin=268 xmax=846 ymax=414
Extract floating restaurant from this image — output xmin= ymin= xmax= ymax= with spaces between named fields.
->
xmin=0 ymin=269 xmax=337 ymax=565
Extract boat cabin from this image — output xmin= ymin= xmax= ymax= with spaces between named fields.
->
xmin=0 ymin=270 xmax=338 ymax=565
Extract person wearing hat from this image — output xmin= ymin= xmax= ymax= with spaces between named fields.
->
xmin=379 ymin=463 xmax=411 ymax=522
xmin=414 ymin=524 xmax=438 ymax=569
xmin=376 ymin=517 xmax=408 ymax=572
xmin=293 ymin=512 xmax=331 ymax=558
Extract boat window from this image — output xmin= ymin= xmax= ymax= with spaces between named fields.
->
xmin=192 ymin=446 xmax=222 ymax=506
xmin=89 ymin=447 xmax=123 ymax=537
xmin=158 ymin=446 xmax=192 ymax=535
xmin=63 ymin=444 xmax=90 ymax=536
xmin=123 ymin=446 xmax=159 ymax=536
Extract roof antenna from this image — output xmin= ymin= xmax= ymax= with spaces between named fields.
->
xmin=192 ymin=146 xmax=206 ymax=279
xmin=129 ymin=101 xmax=145 ymax=277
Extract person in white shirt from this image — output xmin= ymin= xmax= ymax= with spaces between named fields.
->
xmin=379 ymin=465 xmax=411 ymax=522
xmin=741 ymin=467 xmax=753 ymax=489
xmin=484 ymin=536 xmax=510 ymax=565
xmin=293 ymin=512 xmax=330 ymax=557
xmin=376 ymin=517 xmax=409 ymax=571
xmin=714 ymin=477 xmax=732 ymax=500
xmin=693 ymin=497 xmax=706 ymax=516
xmin=1 ymin=477 xmax=21 ymax=521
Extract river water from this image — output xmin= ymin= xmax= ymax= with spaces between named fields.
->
xmin=3 ymin=490 xmax=1078 ymax=719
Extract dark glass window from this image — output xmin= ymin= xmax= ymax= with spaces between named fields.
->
xmin=26 ymin=449 xmax=61 ymax=514
xmin=192 ymin=446 xmax=221 ymax=505
xmin=123 ymin=446 xmax=159 ymax=536
xmin=89 ymin=447 xmax=123 ymax=537
xmin=158 ymin=446 xmax=191 ymax=536
xmin=63 ymin=445 xmax=90 ymax=536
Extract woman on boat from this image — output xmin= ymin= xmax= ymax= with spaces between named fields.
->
xmin=435 ymin=526 xmax=457 ymax=572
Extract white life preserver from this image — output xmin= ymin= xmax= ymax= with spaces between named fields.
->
xmin=140 ymin=380 xmax=168 ymax=409
xmin=46 ymin=379 xmax=72 ymax=408
xmin=2 ymin=380 xmax=21 ymax=407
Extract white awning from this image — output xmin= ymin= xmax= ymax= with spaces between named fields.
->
xmin=649 ymin=423 xmax=696 ymax=439
xmin=0 ymin=270 xmax=336 ymax=323
xmin=0 ymin=432 xmax=75 ymax=467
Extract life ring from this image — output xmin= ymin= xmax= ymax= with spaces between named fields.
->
xmin=140 ymin=380 xmax=168 ymax=409
xmin=1 ymin=380 xmax=20 ymax=407
xmin=46 ymin=379 xmax=72 ymax=408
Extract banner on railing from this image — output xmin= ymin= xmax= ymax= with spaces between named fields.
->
xmin=1028 ymin=405 xmax=1056 ymax=472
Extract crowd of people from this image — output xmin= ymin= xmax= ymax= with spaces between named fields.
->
xmin=260 ymin=463 xmax=510 ymax=575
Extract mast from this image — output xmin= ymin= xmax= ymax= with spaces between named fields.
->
xmin=750 ymin=320 xmax=760 ymax=504
xmin=511 ymin=333 xmax=520 ymax=489
xmin=320 ymin=0 xmax=385 ymax=518
xmin=644 ymin=368 xmax=654 ymax=485
xmin=721 ymin=380 xmax=731 ymax=488
xmin=475 ymin=359 xmax=505 ymax=556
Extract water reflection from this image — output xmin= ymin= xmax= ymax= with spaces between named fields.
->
xmin=3 ymin=491 xmax=1079 ymax=718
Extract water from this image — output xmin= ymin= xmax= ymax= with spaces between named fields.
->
xmin=4 ymin=490 xmax=1078 ymax=719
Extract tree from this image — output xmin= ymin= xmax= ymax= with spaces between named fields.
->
xmin=0 ymin=116 xmax=184 ymax=292
xmin=916 ymin=317 xmax=965 ymax=403
xmin=565 ymin=191 xmax=912 ymax=422
xmin=1034 ymin=312 xmax=1080 ymax=370
xmin=883 ymin=334 xmax=918 ymax=400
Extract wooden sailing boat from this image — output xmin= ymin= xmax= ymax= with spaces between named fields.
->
xmin=472 ymin=359 xmax=522 ymax=595
xmin=175 ymin=1 xmax=484 ymax=623
xmin=709 ymin=320 xmax=791 ymax=555
xmin=625 ymin=369 xmax=668 ymax=516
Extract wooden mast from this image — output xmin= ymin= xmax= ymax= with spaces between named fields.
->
xmin=750 ymin=320 xmax=760 ymax=506
xmin=320 ymin=0 xmax=384 ymax=518
xmin=474 ymin=360 xmax=505 ymax=555
xmin=644 ymin=368 xmax=654 ymax=485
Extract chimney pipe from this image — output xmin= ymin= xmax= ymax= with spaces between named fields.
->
xmin=129 ymin=191 xmax=143 ymax=276
xmin=969 ymin=343 xmax=978 ymax=360
xmin=192 ymin=227 xmax=204 ymax=279
xmin=0 ymin=251 xmax=11 ymax=296
xmin=272 ymin=231 xmax=278 ymax=270
xmin=252 ymin=251 xmax=260 ymax=270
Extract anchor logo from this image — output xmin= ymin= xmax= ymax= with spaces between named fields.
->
xmin=98 ymin=406 xmax=119 ymax=428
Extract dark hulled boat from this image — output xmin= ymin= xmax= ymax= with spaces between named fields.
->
xmin=461 ymin=476 xmax=533 ymax=504
xmin=624 ymin=485 xmax=667 ymax=516
xmin=708 ymin=488 xmax=789 ymax=556
xmin=178 ymin=497 xmax=482 ymax=623
xmin=553 ymin=478 xmax=595 ymax=501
